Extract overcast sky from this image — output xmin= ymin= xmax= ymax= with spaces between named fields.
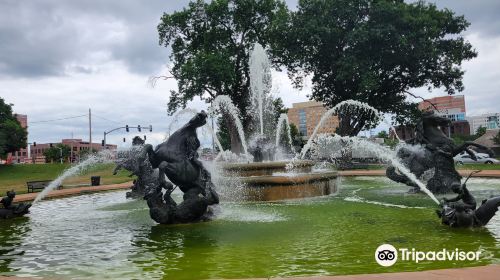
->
xmin=0 ymin=0 xmax=499 ymax=147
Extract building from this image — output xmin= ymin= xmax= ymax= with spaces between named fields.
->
xmin=8 ymin=114 xmax=29 ymax=164
xmin=467 ymin=113 xmax=500 ymax=135
xmin=418 ymin=95 xmax=466 ymax=121
xmin=30 ymin=139 xmax=117 ymax=163
xmin=287 ymin=101 xmax=339 ymax=139
xmin=394 ymin=95 xmax=469 ymax=141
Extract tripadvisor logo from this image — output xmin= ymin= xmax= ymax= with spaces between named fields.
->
xmin=375 ymin=244 xmax=481 ymax=267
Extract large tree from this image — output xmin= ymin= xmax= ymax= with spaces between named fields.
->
xmin=43 ymin=144 xmax=71 ymax=163
xmin=157 ymin=0 xmax=287 ymax=153
xmin=0 ymin=98 xmax=27 ymax=159
xmin=272 ymin=0 xmax=477 ymax=136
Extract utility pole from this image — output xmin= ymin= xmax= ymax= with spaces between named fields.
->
xmin=89 ymin=108 xmax=92 ymax=151
xmin=70 ymin=132 xmax=74 ymax=163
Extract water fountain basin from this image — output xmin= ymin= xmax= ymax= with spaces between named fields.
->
xmin=220 ymin=161 xmax=337 ymax=201
xmin=221 ymin=160 xmax=315 ymax=176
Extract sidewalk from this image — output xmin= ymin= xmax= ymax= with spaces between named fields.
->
xmin=242 ymin=265 xmax=500 ymax=280
xmin=339 ymin=169 xmax=500 ymax=178
xmin=1 ymin=265 xmax=499 ymax=280
xmin=13 ymin=181 xmax=133 ymax=203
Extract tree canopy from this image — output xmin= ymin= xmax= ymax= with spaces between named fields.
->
xmin=158 ymin=0 xmax=287 ymax=152
xmin=272 ymin=0 xmax=476 ymax=136
xmin=43 ymin=144 xmax=71 ymax=163
xmin=0 ymin=98 xmax=27 ymax=159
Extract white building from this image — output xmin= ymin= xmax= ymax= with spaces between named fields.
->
xmin=467 ymin=113 xmax=500 ymax=135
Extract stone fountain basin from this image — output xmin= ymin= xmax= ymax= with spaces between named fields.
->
xmin=236 ymin=171 xmax=338 ymax=201
xmin=221 ymin=160 xmax=315 ymax=176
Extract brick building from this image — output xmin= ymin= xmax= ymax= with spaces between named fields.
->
xmin=8 ymin=114 xmax=29 ymax=163
xmin=394 ymin=95 xmax=470 ymax=141
xmin=30 ymin=139 xmax=117 ymax=163
xmin=287 ymin=101 xmax=339 ymax=139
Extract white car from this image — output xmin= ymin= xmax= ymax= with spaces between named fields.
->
xmin=454 ymin=153 xmax=499 ymax=164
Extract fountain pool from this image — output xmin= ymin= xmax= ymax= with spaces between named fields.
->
xmin=1 ymin=176 xmax=500 ymax=279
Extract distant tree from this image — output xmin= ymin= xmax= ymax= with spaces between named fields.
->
xmin=272 ymin=0 xmax=477 ymax=136
xmin=157 ymin=0 xmax=288 ymax=153
xmin=475 ymin=126 xmax=487 ymax=138
xmin=272 ymin=97 xmax=288 ymax=122
xmin=0 ymin=98 xmax=27 ymax=159
xmin=77 ymin=148 xmax=98 ymax=161
xmin=376 ymin=130 xmax=388 ymax=139
xmin=43 ymin=144 xmax=71 ymax=163
xmin=216 ymin=117 xmax=231 ymax=151
xmin=288 ymin=123 xmax=304 ymax=148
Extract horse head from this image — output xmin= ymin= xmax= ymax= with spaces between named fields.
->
xmin=187 ymin=110 xmax=207 ymax=128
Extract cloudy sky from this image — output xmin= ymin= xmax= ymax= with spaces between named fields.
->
xmin=0 ymin=0 xmax=499 ymax=147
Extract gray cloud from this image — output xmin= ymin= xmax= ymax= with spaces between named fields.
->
xmin=0 ymin=0 xmax=189 ymax=78
xmin=0 ymin=0 xmax=499 ymax=145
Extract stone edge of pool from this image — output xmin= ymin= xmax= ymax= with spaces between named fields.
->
xmin=12 ymin=181 xmax=133 ymax=203
xmin=232 ymin=264 xmax=500 ymax=280
xmin=1 ymin=264 xmax=499 ymax=280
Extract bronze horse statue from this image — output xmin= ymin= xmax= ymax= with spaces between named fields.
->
xmin=140 ymin=110 xmax=219 ymax=224
xmin=387 ymin=111 xmax=493 ymax=194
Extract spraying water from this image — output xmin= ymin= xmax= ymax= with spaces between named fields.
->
xmin=310 ymin=134 xmax=440 ymax=204
xmin=300 ymin=100 xmax=383 ymax=159
xmin=167 ymin=108 xmax=199 ymax=136
xmin=275 ymin=113 xmax=294 ymax=151
xmin=209 ymin=95 xmax=248 ymax=155
xmin=249 ymin=43 xmax=273 ymax=135
xmin=33 ymin=150 xmax=115 ymax=203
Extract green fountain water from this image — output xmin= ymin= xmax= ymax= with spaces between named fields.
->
xmin=1 ymin=176 xmax=499 ymax=279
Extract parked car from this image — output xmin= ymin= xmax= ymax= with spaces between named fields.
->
xmin=455 ymin=151 xmax=490 ymax=158
xmin=454 ymin=153 xmax=500 ymax=164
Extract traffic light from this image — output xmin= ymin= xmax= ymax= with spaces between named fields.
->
xmin=149 ymin=125 xmax=152 ymax=132
xmin=144 ymin=135 xmax=147 ymax=140
xmin=101 ymin=140 xmax=105 ymax=146
xmin=138 ymin=125 xmax=141 ymax=132
xmin=126 ymin=125 xmax=129 ymax=132
xmin=33 ymin=142 xmax=36 ymax=146
xmin=123 ymin=138 xmax=126 ymax=142
xmin=49 ymin=143 xmax=53 ymax=148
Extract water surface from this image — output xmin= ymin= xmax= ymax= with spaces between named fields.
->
xmin=1 ymin=177 xmax=499 ymax=279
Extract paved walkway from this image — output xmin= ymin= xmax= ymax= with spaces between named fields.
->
xmin=1 ymin=265 xmax=499 ymax=280
xmin=13 ymin=181 xmax=132 ymax=203
xmin=339 ymin=169 xmax=500 ymax=178
xmin=242 ymin=265 xmax=500 ymax=280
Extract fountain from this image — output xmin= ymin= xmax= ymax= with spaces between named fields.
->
xmin=204 ymin=43 xmax=339 ymax=201
xmin=4 ymin=40 xmax=500 ymax=280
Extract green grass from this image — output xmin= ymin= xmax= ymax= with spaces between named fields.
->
xmin=0 ymin=163 xmax=132 ymax=195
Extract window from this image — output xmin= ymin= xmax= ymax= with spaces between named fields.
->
xmin=298 ymin=109 xmax=307 ymax=136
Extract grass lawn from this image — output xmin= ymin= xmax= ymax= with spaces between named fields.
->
xmin=0 ymin=163 xmax=132 ymax=196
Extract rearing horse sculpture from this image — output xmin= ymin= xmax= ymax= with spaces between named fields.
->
xmin=139 ymin=110 xmax=219 ymax=224
xmin=387 ymin=111 xmax=493 ymax=194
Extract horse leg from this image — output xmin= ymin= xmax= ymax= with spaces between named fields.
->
xmin=386 ymin=165 xmax=418 ymax=189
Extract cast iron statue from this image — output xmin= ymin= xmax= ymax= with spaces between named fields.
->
xmin=0 ymin=190 xmax=31 ymax=219
xmin=114 ymin=136 xmax=158 ymax=198
xmin=248 ymin=135 xmax=276 ymax=162
xmin=436 ymin=172 xmax=500 ymax=227
xmin=386 ymin=111 xmax=493 ymax=194
xmin=140 ymin=110 xmax=219 ymax=224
